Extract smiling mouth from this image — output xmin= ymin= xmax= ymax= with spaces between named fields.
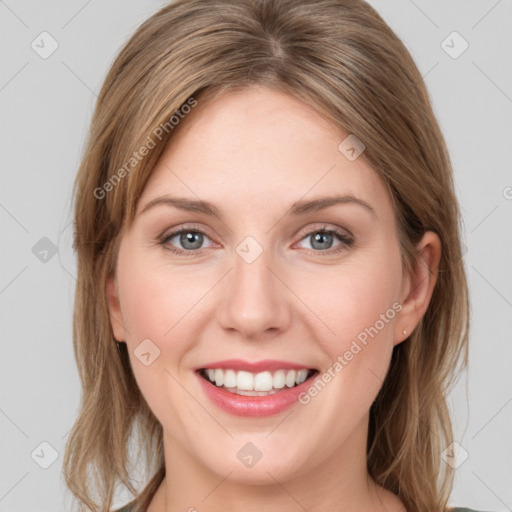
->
xmin=197 ymin=368 xmax=319 ymax=396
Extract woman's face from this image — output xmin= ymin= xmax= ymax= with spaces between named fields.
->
xmin=107 ymin=85 xmax=422 ymax=485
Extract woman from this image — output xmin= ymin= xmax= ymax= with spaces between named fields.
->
xmin=63 ymin=1 xmax=476 ymax=511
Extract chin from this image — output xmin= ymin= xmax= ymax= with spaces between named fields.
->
xmin=197 ymin=436 xmax=313 ymax=485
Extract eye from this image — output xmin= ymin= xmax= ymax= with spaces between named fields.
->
xmin=159 ymin=225 xmax=215 ymax=254
xmin=158 ymin=223 xmax=354 ymax=257
xmin=295 ymin=225 xmax=354 ymax=255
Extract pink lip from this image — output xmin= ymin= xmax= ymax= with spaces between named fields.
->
xmin=195 ymin=365 xmax=318 ymax=418
xmin=195 ymin=359 xmax=312 ymax=373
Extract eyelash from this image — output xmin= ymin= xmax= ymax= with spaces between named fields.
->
xmin=158 ymin=223 xmax=354 ymax=257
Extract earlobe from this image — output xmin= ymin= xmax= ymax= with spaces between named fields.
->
xmin=106 ymin=275 xmax=126 ymax=342
xmin=394 ymin=231 xmax=442 ymax=345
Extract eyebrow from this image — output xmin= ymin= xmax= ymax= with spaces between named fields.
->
xmin=139 ymin=194 xmax=377 ymax=219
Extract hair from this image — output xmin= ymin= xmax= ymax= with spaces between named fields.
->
xmin=63 ymin=1 xmax=470 ymax=511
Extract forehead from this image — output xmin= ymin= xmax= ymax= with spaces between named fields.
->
xmin=138 ymin=85 xmax=393 ymax=220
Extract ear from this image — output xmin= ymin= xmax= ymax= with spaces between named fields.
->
xmin=394 ymin=231 xmax=442 ymax=345
xmin=106 ymin=274 xmax=126 ymax=342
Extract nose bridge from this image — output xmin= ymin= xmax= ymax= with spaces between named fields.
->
xmin=217 ymin=235 xmax=291 ymax=338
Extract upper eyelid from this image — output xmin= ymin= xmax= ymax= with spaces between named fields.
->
xmin=295 ymin=222 xmax=353 ymax=239
xmin=160 ymin=223 xmax=216 ymax=240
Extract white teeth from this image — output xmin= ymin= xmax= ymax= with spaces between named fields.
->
xmin=285 ymin=370 xmax=296 ymax=388
xmin=223 ymin=369 xmax=237 ymax=388
xmin=237 ymin=371 xmax=254 ymax=390
xmin=214 ymin=369 xmax=224 ymax=387
xmin=254 ymin=371 xmax=273 ymax=391
xmin=202 ymin=368 xmax=312 ymax=393
xmin=273 ymin=370 xmax=286 ymax=389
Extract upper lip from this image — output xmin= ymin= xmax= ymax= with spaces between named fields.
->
xmin=195 ymin=359 xmax=316 ymax=373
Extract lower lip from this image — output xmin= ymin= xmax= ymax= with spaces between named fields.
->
xmin=196 ymin=372 xmax=316 ymax=417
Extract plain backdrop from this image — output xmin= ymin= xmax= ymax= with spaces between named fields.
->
xmin=1 ymin=1 xmax=511 ymax=511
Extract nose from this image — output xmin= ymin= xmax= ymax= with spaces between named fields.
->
xmin=216 ymin=244 xmax=292 ymax=340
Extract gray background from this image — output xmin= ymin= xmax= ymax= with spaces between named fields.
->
xmin=1 ymin=1 xmax=511 ymax=510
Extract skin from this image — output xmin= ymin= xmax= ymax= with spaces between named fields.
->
xmin=107 ymin=85 xmax=441 ymax=512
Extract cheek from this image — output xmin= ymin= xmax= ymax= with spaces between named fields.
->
xmin=119 ymin=255 xmax=204 ymax=346
xmin=116 ymin=257 xmax=207 ymax=426
xmin=300 ymin=249 xmax=402 ymax=357
xmin=117 ymin=253 xmax=217 ymax=407
xmin=292 ymin=253 xmax=402 ymax=438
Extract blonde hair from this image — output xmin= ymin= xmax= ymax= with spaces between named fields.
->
xmin=63 ymin=1 xmax=470 ymax=511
